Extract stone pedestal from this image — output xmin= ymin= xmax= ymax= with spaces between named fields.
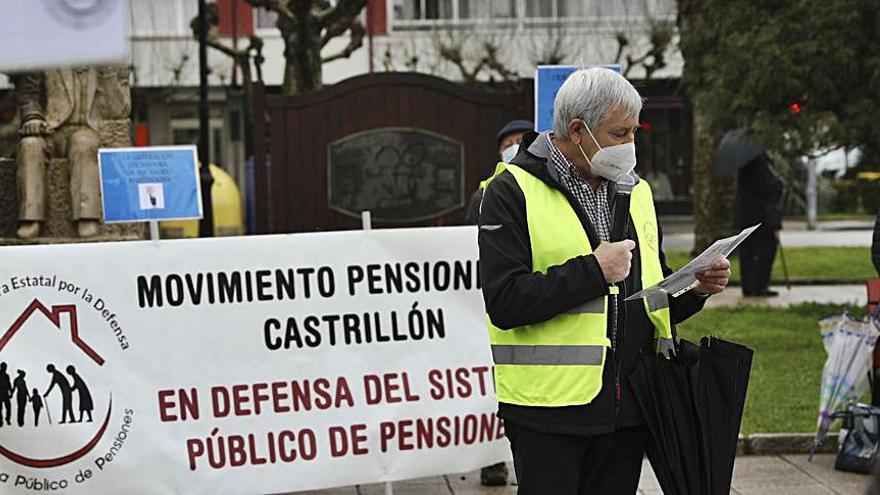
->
xmin=0 ymin=158 xmax=17 ymax=237
xmin=0 ymin=119 xmax=147 ymax=245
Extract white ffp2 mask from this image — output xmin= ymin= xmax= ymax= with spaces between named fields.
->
xmin=577 ymin=122 xmax=637 ymax=182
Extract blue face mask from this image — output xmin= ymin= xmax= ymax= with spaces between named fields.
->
xmin=501 ymin=144 xmax=519 ymax=163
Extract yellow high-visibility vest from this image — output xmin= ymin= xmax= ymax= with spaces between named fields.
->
xmin=481 ymin=163 xmax=672 ymax=407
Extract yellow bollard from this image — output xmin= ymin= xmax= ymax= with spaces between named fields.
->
xmin=159 ymin=164 xmax=244 ymax=238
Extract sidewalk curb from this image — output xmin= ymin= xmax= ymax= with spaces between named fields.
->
xmin=738 ymin=433 xmax=836 ymax=456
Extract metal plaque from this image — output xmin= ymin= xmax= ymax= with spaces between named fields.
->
xmin=328 ymin=128 xmax=464 ymax=223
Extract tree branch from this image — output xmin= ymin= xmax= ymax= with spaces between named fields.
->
xmin=482 ymin=42 xmax=518 ymax=82
xmin=321 ymin=0 xmax=369 ymax=47
xmin=614 ymin=32 xmax=629 ymax=65
xmin=321 ymin=19 xmax=365 ymax=63
xmin=437 ymin=42 xmax=485 ymax=84
xmin=244 ymin=0 xmax=295 ymax=24
xmin=316 ymin=0 xmax=368 ymax=27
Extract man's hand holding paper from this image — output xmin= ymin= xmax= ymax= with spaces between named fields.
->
xmin=627 ymin=224 xmax=760 ymax=302
xmin=694 ymin=257 xmax=732 ymax=295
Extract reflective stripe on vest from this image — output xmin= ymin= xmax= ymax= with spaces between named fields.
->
xmin=481 ymin=162 xmax=672 ymax=407
xmin=492 ymin=344 xmax=604 ymax=366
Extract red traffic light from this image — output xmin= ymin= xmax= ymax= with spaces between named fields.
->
xmin=789 ymin=102 xmax=801 ymax=114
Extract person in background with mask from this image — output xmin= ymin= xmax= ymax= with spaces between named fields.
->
xmin=477 ymin=68 xmax=730 ymax=494
xmin=465 ymin=120 xmax=534 ymax=225
xmin=465 ymin=119 xmax=532 ymax=486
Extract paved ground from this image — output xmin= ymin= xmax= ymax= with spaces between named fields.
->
xmin=706 ymin=284 xmax=867 ymax=308
xmin=661 ymin=219 xmax=874 ymax=250
xmin=286 ymin=455 xmax=872 ymax=494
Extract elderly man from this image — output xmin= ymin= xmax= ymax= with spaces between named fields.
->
xmin=465 ymin=119 xmax=534 ymax=226
xmin=477 ymin=68 xmax=731 ymax=493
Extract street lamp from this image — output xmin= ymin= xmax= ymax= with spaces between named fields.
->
xmin=198 ymin=0 xmax=215 ymax=237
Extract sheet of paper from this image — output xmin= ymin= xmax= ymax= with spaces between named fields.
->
xmin=626 ymin=224 xmax=761 ymax=301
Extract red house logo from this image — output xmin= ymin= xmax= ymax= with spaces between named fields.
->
xmin=0 ymin=299 xmax=112 ymax=468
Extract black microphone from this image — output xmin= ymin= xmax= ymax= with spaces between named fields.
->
xmin=610 ymin=176 xmax=635 ymax=243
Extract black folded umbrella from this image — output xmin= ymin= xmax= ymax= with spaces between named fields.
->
xmin=629 ymin=335 xmax=753 ymax=495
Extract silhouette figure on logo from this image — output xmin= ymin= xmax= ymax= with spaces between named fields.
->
xmin=30 ymin=388 xmax=44 ymax=427
xmin=66 ymin=365 xmax=93 ymax=423
xmin=11 ymin=370 xmax=29 ymax=427
xmin=44 ymin=364 xmax=75 ymax=424
xmin=0 ymin=362 xmax=11 ymax=427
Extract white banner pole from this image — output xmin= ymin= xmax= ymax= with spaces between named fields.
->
xmin=362 ymin=210 xmax=392 ymax=495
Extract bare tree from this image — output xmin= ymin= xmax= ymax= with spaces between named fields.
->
xmin=529 ymin=26 xmax=572 ymax=66
xmin=615 ymin=20 xmax=674 ymax=80
xmin=246 ymin=0 xmax=368 ymax=94
xmin=433 ymin=28 xmax=519 ymax=86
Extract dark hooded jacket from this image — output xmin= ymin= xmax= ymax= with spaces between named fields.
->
xmin=478 ymin=131 xmax=708 ymax=435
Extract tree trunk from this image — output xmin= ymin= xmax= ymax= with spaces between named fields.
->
xmin=691 ymin=101 xmax=736 ymax=254
xmin=281 ymin=15 xmax=323 ymax=95
xmin=282 ymin=43 xmax=322 ymax=94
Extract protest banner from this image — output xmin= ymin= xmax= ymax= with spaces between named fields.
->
xmin=0 ymin=226 xmax=508 ymax=494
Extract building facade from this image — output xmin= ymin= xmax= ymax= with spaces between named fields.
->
xmin=0 ymin=0 xmax=693 ymax=221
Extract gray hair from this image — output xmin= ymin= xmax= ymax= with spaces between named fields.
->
xmin=552 ymin=68 xmax=643 ymax=138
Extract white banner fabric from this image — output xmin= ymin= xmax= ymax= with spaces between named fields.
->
xmin=0 ymin=0 xmax=129 ymax=72
xmin=0 ymin=226 xmax=510 ymax=494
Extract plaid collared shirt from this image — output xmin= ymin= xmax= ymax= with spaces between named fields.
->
xmin=546 ymin=133 xmax=612 ymax=242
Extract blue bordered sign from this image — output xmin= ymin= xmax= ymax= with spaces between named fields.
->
xmin=534 ymin=64 xmax=622 ymax=133
xmin=98 ymin=145 xmax=203 ymax=223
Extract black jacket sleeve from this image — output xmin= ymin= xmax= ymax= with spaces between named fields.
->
xmin=464 ymin=189 xmax=482 ymax=226
xmin=873 ymin=211 xmax=880 ymax=277
xmin=478 ymin=172 xmax=610 ymax=330
xmin=657 ymin=224 xmax=708 ymax=324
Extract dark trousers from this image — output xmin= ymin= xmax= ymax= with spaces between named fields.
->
xmin=505 ymin=421 xmax=647 ymax=495
xmin=739 ymin=228 xmax=778 ymax=296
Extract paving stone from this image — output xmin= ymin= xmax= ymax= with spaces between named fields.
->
xmin=781 ymin=454 xmax=871 ymax=495
xmin=731 ymin=455 xmax=816 ymax=490
xmin=446 ymin=468 xmax=517 ymax=495
xmin=735 ymin=485 xmax=837 ymax=495
xmin=277 ymin=488 xmax=357 ymax=495
xmin=358 ymin=476 xmax=452 ymax=495
xmin=274 ymin=454 xmax=874 ymax=494
xmin=705 ymin=285 xmax=866 ymax=309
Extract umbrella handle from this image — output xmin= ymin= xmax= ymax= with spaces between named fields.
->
xmin=775 ymin=232 xmax=791 ymax=291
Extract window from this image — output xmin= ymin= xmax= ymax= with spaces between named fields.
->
xmin=255 ymin=7 xmax=278 ymax=29
xmin=170 ymin=118 xmax=225 ymax=168
xmin=130 ymin=0 xmax=182 ymax=35
xmin=391 ymin=0 xmax=675 ymax=28
xmin=459 ymin=0 xmax=516 ymax=19
xmin=393 ymin=0 xmax=453 ymax=20
xmin=525 ymin=0 xmax=553 ymax=18
xmin=129 ymin=0 xmax=205 ymax=36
